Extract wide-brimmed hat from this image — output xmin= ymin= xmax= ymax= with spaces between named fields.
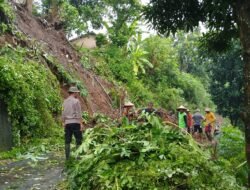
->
xmin=124 ymin=101 xmax=134 ymax=107
xmin=68 ymin=86 xmax=80 ymax=93
xmin=195 ymin=108 xmax=200 ymax=112
xmin=205 ymin=108 xmax=210 ymax=112
xmin=177 ymin=105 xmax=187 ymax=110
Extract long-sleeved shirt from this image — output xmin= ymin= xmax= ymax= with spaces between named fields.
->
xmin=62 ymin=96 xmax=82 ymax=125
xmin=205 ymin=112 xmax=216 ymax=128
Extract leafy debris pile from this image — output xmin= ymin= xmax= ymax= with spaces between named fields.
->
xmin=68 ymin=115 xmax=242 ymax=190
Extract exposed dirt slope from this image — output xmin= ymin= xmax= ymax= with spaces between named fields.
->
xmin=12 ymin=3 xmax=117 ymax=118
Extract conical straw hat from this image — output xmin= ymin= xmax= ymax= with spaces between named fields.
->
xmin=177 ymin=105 xmax=187 ymax=110
xmin=205 ymin=108 xmax=211 ymax=112
xmin=124 ymin=101 xmax=134 ymax=107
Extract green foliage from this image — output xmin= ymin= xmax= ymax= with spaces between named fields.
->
xmin=69 ymin=0 xmax=105 ymax=29
xmin=82 ymin=111 xmax=90 ymax=124
xmin=0 ymin=0 xmax=14 ymax=33
xmin=60 ymin=1 xmax=87 ymax=36
xmin=208 ymin=40 xmax=243 ymax=126
xmin=91 ymin=112 xmax=114 ymax=127
xmin=127 ymin=80 xmax=154 ymax=106
xmin=0 ymin=46 xmax=62 ymax=144
xmin=42 ymin=0 xmax=142 ymax=39
xmin=68 ymin=115 xmax=242 ymax=190
xmin=141 ymin=36 xmax=214 ymax=110
xmin=107 ymin=87 xmax=121 ymax=108
xmin=178 ymin=72 xmax=213 ymax=109
xmin=173 ymin=31 xmax=211 ymax=88
xmin=96 ymin=34 xmax=109 ymax=47
xmin=105 ymin=20 xmax=139 ymax=47
xmin=99 ymin=45 xmax=135 ymax=83
xmin=0 ymin=127 xmax=64 ymax=160
xmin=127 ymin=34 xmax=153 ymax=75
xmin=86 ymin=35 xmax=213 ymax=111
xmin=144 ymin=0 xmax=238 ymax=50
xmin=102 ymin=0 xmax=141 ymax=46
xmin=219 ymin=126 xmax=247 ymax=186
xmin=45 ymin=54 xmax=88 ymax=97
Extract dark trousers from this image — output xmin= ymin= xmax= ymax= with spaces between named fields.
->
xmin=65 ymin=123 xmax=82 ymax=145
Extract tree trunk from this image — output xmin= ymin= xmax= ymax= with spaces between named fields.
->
xmin=237 ymin=0 xmax=250 ymax=186
xmin=48 ymin=0 xmax=59 ymax=23
xmin=25 ymin=0 xmax=33 ymax=13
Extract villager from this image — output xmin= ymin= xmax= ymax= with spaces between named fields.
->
xmin=144 ymin=102 xmax=156 ymax=114
xmin=212 ymin=124 xmax=221 ymax=159
xmin=186 ymin=109 xmax=193 ymax=134
xmin=192 ymin=108 xmax=205 ymax=142
xmin=62 ymin=86 xmax=83 ymax=160
xmin=204 ymin=108 xmax=216 ymax=141
xmin=177 ymin=105 xmax=187 ymax=129
xmin=123 ymin=101 xmax=135 ymax=121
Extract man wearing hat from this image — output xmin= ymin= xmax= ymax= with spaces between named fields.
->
xmin=177 ymin=105 xmax=187 ymax=129
xmin=204 ymin=108 xmax=216 ymax=141
xmin=123 ymin=101 xmax=135 ymax=120
xmin=192 ymin=109 xmax=204 ymax=141
xmin=62 ymin=86 xmax=83 ymax=160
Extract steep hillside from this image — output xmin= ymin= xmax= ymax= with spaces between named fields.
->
xmin=9 ymin=2 xmax=117 ymax=118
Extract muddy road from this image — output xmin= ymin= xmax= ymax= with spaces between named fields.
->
xmin=0 ymin=153 xmax=65 ymax=190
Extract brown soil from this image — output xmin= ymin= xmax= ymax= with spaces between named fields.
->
xmin=11 ymin=2 xmax=118 ymax=118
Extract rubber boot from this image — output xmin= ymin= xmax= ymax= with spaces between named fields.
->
xmin=65 ymin=144 xmax=70 ymax=160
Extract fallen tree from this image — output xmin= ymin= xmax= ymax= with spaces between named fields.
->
xmin=68 ymin=115 xmax=242 ymax=190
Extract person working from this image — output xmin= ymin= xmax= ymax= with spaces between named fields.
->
xmin=192 ymin=109 xmax=204 ymax=142
xmin=186 ymin=109 xmax=193 ymax=133
xmin=62 ymin=86 xmax=83 ymax=160
xmin=144 ymin=102 xmax=156 ymax=114
xmin=204 ymin=108 xmax=216 ymax=141
xmin=123 ymin=101 xmax=135 ymax=121
xmin=177 ymin=105 xmax=187 ymax=129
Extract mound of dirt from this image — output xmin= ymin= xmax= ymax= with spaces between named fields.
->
xmin=11 ymin=2 xmax=118 ymax=118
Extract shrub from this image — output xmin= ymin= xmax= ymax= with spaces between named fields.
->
xmin=219 ymin=126 xmax=247 ymax=186
xmin=0 ymin=46 xmax=62 ymax=144
xmin=0 ymin=0 xmax=14 ymax=33
xmin=68 ymin=115 xmax=242 ymax=190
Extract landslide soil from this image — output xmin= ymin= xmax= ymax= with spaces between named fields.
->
xmin=12 ymin=3 xmax=117 ymax=118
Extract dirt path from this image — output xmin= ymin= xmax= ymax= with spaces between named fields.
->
xmin=0 ymin=153 xmax=65 ymax=190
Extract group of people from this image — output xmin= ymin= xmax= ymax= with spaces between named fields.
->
xmin=177 ymin=105 xmax=217 ymax=142
xmin=61 ymin=85 xmax=219 ymax=160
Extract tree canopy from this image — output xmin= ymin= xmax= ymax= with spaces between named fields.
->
xmin=144 ymin=0 xmax=250 ymax=185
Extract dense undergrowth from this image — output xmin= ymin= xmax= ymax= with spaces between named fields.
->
xmin=0 ymin=128 xmax=64 ymax=160
xmin=0 ymin=0 xmax=14 ymax=33
xmin=218 ymin=126 xmax=247 ymax=185
xmin=67 ymin=115 xmax=243 ymax=190
xmin=0 ymin=45 xmax=62 ymax=145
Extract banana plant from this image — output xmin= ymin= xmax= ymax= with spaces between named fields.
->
xmin=127 ymin=34 xmax=153 ymax=76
